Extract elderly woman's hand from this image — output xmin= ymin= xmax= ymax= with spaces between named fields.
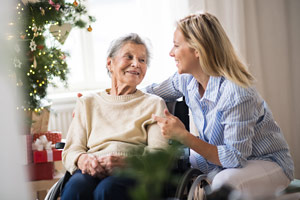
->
xmin=77 ymin=153 xmax=106 ymax=178
xmin=98 ymin=155 xmax=126 ymax=175
xmin=152 ymin=109 xmax=189 ymax=143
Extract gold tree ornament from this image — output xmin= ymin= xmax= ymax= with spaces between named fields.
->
xmin=87 ymin=25 xmax=92 ymax=32
xmin=40 ymin=7 xmax=45 ymax=15
xmin=49 ymin=23 xmax=72 ymax=44
xmin=73 ymin=0 xmax=78 ymax=7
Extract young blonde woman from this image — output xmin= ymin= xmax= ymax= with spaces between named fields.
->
xmin=149 ymin=12 xmax=294 ymax=198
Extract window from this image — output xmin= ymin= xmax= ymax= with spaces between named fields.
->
xmin=47 ymin=0 xmax=189 ymax=95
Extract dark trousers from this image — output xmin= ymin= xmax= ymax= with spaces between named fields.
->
xmin=61 ymin=170 xmax=136 ymax=200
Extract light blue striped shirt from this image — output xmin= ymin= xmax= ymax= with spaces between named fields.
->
xmin=145 ymin=72 xmax=294 ymax=180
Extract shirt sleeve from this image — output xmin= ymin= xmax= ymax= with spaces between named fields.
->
xmin=62 ymin=98 xmax=89 ymax=174
xmin=144 ymin=72 xmax=183 ymax=102
xmin=190 ymin=149 xmax=222 ymax=174
xmin=217 ymin=96 xmax=257 ymax=168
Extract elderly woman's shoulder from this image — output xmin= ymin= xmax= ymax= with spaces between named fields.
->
xmin=142 ymin=91 xmax=166 ymax=104
xmin=76 ymin=92 xmax=99 ymax=103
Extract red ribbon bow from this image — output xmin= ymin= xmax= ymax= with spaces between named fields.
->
xmin=49 ymin=0 xmax=61 ymax=11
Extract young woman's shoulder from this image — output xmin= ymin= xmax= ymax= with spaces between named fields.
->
xmin=221 ymin=79 xmax=256 ymax=98
xmin=219 ymin=78 xmax=259 ymax=109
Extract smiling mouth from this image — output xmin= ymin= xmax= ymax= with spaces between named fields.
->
xmin=126 ymin=71 xmax=140 ymax=75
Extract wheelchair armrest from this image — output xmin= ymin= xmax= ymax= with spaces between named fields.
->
xmin=55 ymin=142 xmax=65 ymax=149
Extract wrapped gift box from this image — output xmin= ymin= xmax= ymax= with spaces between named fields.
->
xmin=27 ymin=107 xmax=50 ymax=134
xmin=26 ymin=162 xmax=54 ymax=181
xmin=33 ymin=149 xmax=62 ymax=163
xmin=33 ymin=131 xmax=62 ymax=144
xmin=20 ymin=134 xmax=33 ymax=164
xmin=26 ymin=134 xmax=33 ymax=164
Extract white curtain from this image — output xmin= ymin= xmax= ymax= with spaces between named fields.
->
xmin=188 ymin=0 xmax=300 ymax=179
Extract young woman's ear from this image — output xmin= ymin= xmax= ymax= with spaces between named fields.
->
xmin=194 ymin=50 xmax=200 ymax=58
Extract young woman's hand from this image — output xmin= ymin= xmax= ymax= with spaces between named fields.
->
xmin=98 ymin=155 xmax=126 ymax=175
xmin=152 ymin=109 xmax=189 ymax=143
xmin=77 ymin=153 xmax=106 ymax=178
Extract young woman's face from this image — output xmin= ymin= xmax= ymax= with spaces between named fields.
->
xmin=169 ymin=28 xmax=200 ymax=74
xmin=107 ymin=42 xmax=147 ymax=88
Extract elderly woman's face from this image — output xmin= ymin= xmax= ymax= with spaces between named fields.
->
xmin=107 ymin=42 xmax=147 ymax=87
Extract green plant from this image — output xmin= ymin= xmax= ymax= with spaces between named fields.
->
xmin=117 ymin=142 xmax=184 ymax=200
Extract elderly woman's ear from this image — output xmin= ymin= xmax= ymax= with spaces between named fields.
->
xmin=106 ymin=57 xmax=112 ymax=73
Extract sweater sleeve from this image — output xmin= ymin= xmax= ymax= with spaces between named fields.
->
xmin=143 ymin=99 xmax=169 ymax=154
xmin=62 ymin=98 xmax=89 ymax=174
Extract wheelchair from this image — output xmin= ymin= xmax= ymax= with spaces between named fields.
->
xmin=45 ymin=99 xmax=212 ymax=200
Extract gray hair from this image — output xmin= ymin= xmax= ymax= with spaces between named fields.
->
xmin=106 ymin=33 xmax=151 ymax=76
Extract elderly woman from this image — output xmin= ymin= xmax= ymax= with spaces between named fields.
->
xmin=61 ymin=33 xmax=168 ymax=200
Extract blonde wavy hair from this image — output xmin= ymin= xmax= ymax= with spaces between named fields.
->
xmin=177 ymin=12 xmax=254 ymax=88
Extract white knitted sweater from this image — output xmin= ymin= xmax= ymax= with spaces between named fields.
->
xmin=62 ymin=89 xmax=169 ymax=174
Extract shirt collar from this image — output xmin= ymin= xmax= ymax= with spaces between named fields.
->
xmin=202 ymin=76 xmax=223 ymax=103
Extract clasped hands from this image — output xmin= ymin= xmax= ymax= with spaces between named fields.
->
xmin=77 ymin=154 xmax=125 ymax=178
xmin=152 ymin=108 xmax=188 ymax=143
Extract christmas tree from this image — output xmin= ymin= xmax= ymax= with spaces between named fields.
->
xmin=11 ymin=0 xmax=95 ymax=112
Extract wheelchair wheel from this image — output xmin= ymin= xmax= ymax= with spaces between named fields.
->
xmin=45 ymin=171 xmax=72 ymax=200
xmin=174 ymin=168 xmax=202 ymax=200
xmin=187 ymin=174 xmax=211 ymax=200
